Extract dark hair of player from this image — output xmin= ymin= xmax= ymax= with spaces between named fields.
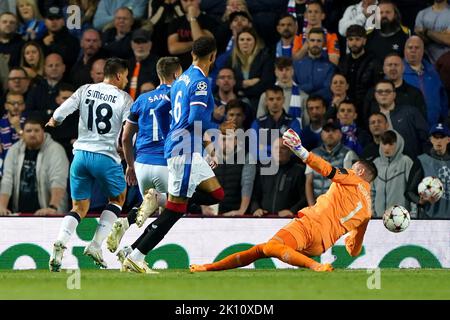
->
xmin=358 ymin=159 xmax=378 ymax=182
xmin=192 ymin=36 xmax=217 ymax=58
xmin=103 ymin=58 xmax=128 ymax=78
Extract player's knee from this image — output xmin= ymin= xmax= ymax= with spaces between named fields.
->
xmin=262 ymin=241 xmax=279 ymax=257
xmin=210 ymin=187 xmax=225 ymax=202
xmin=109 ymin=189 xmax=127 ymax=207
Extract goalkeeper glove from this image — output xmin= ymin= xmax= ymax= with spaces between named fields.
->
xmin=282 ymin=128 xmax=309 ymax=161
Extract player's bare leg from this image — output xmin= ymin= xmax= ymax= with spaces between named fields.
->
xmin=49 ymin=199 xmax=90 ymax=272
xmin=190 ymin=243 xmax=267 ymax=272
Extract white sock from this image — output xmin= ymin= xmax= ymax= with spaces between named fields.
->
xmin=129 ymin=248 xmax=146 ymax=262
xmin=91 ymin=208 xmax=118 ymax=248
xmin=157 ymin=192 xmax=167 ymax=207
xmin=56 ymin=215 xmax=79 ymax=246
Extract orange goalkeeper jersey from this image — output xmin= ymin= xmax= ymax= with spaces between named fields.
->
xmin=299 ymin=152 xmax=372 ymax=255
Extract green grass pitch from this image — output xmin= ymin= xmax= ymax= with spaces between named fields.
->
xmin=0 ymin=269 xmax=449 ymax=300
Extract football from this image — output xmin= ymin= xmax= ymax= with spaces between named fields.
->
xmin=383 ymin=205 xmax=411 ymax=233
xmin=418 ymin=176 xmax=444 ymax=201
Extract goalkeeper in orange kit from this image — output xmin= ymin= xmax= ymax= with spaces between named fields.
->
xmin=190 ymin=129 xmax=378 ymax=272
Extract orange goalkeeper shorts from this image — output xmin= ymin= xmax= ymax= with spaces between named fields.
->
xmin=272 ymin=215 xmax=325 ymax=257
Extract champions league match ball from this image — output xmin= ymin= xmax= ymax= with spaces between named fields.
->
xmin=383 ymin=205 xmax=410 ymax=233
xmin=418 ymin=176 xmax=444 ymax=201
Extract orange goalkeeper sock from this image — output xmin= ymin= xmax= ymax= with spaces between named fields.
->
xmin=263 ymin=240 xmax=319 ymax=270
xmin=204 ymin=243 xmax=266 ymax=271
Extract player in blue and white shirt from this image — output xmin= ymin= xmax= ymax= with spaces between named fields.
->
xmin=46 ymin=58 xmax=132 ymax=272
xmin=106 ymin=57 xmax=183 ymax=256
xmin=122 ymin=37 xmax=235 ymax=273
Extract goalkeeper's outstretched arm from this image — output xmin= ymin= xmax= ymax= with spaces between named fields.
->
xmin=282 ymin=129 xmax=354 ymax=184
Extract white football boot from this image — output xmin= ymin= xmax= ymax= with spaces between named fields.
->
xmin=135 ymin=189 xmax=159 ymax=227
xmin=83 ymin=243 xmax=107 ymax=268
xmin=122 ymin=257 xmax=159 ymax=274
xmin=117 ymin=246 xmax=133 ymax=272
xmin=49 ymin=241 xmax=66 ymax=272
xmin=106 ymin=218 xmax=128 ymax=253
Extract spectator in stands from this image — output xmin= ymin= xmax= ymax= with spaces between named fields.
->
xmin=361 ymin=111 xmax=389 ymax=161
xmin=0 ymin=1 xmax=16 ymax=15
xmin=65 ymin=0 xmax=99 ymax=39
xmin=215 ymin=1 xmax=251 ymax=54
xmin=101 ymin=7 xmax=135 ymax=60
xmin=292 ymin=0 xmax=340 ymax=65
xmin=93 ymin=0 xmax=148 ymax=31
xmin=40 ymin=6 xmax=80 ymax=71
xmin=394 ymin=0 xmax=430 ymax=31
xmin=338 ymin=24 xmax=382 ymax=117
xmin=144 ymin=0 xmax=184 ymax=57
xmin=275 ymin=13 xmax=297 ymax=58
xmin=212 ymin=68 xmax=254 ymax=129
xmin=45 ymin=83 xmax=78 ymax=162
xmin=251 ymin=137 xmax=307 ymax=218
xmin=363 ymin=52 xmax=427 ymax=125
xmin=0 ymin=67 xmax=31 ymax=110
xmin=211 ymin=130 xmax=256 ymax=216
xmin=338 ymin=0 xmax=378 ymax=37
xmin=221 ymin=0 xmax=250 ymax=23
xmin=335 ymin=100 xmax=371 ymax=156
xmin=371 ymin=79 xmax=429 ymax=159
xmin=305 ymin=120 xmax=358 ymax=206
xmin=286 ymin=0 xmax=307 ymax=31
xmin=403 ymin=36 xmax=448 ymax=127
xmin=251 ymin=85 xmax=302 ymax=158
xmin=366 ymin=0 xmax=410 ymax=61
xmin=26 ymin=53 xmax=65 ymax=121
xmin=326 ymin=73 xmax=349 ymax=120
xmin=90 ymin=58 xmax=105 ymax=84
xmin=0 ymin=92 xmax=26 ymax=172
xmin=209 ymin=10 xmax=253 ymax=88
xmin=16 ymin=0 xmax=46 ymax=41
xmin=257 ymin=57 xmax=308 ymax=126
xmin=20 ymin=41 xmax=44 ymax=79
xmin=0 ymin=12 xmax=25 ymax=68
xmin=372 ymin=130 xmax=413 ymax=217
xmin=415 ymin=0 xmax=450 ymax=64
xmin=70 ymin=29 xmax=106 ymax=88
xmin=228 ymin=27 xmax=275 ymax=113
xmin=213 ymin=67 xmax=238 ymax=124
xmin=225 ymin=99 xmax=247 ymax=131
xmin=406 ymin=123 xmax=450 ymax=219
xmin=293 ymin=27 xmax=335 ymax=104
xmin=301 ymin=95 xmax=327 ymax=151
xmin=127 ymin=29 xmax=159 ymax=100
xmin=0 ymin=117 xmax=69 ymax=215
xmin=167 ymin=0 xmax=216 ymax=70
xmin=3 ymin=66 xmax=30 ymax=97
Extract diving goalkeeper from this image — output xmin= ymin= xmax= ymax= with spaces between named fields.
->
xmin=190 ymin=129 xmax=378 ymax=272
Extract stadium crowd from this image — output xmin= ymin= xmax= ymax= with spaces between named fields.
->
xmin=0 ymin=0 xmax=449 ymax=219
